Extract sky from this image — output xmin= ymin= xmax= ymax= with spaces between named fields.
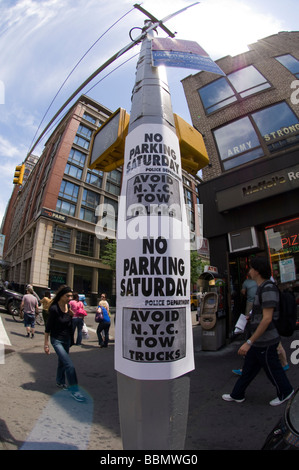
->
xmin=0 ymin=0 xmax=298 ymax=226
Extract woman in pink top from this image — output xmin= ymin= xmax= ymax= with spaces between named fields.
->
xmin=69 ymin=292 xmax=87 ymax=345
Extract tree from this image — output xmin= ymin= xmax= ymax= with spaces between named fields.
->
xmin=190 ymin=250 xmax=208 ymax=285
xmin=101 ymin=239 xmax=117 ymax=271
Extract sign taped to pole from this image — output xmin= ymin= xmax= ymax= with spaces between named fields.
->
xmin=115 ymin=123 xmax=194 ymax=380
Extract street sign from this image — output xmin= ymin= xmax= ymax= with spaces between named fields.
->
xmin=152 ymin=38 xmax=225 ymax=75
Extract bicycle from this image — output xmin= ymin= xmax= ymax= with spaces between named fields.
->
xmin=10 ymin=300 xmax=23 ymax=323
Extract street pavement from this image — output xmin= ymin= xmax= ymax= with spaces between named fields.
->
xmin=0 ymin=306 xmax=298 ymax=452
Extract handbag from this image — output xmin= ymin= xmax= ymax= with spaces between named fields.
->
xmin=77 ymin=302 xmax=87 ymax=317
xmin=95 ymin=308 xmax=103 ymax=322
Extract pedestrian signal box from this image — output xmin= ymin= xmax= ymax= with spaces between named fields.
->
xmin=88 ymin=108 xmax=130 ymax=172
xmin=174 ymin=114 xmax=209 ymax=175
xmin=13 ymin=164 xmax=25 ymax=185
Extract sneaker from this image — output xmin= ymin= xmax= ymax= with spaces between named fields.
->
xmin=71 ymin=391 xmax=86 ymax=402
xmin=222 ymin=394 xmax=245 ymax=403
xmin=269 ymin=390 xmax=294 ymax=407
xmin=56 ymin=383 xmax=68 ymax=391
xmin=232 ymin=369 xmax=242 ymax=376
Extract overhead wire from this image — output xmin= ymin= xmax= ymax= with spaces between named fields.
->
xmin=27 ymin=5 xmax=136 ymax=154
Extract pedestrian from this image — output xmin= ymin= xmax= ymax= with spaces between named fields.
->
xmin=69 ymin=292 xmax=87 ymax=345
xmin=96 ymin=300 xmax=111 ymax=348
xmin=99 ymin=293 xmax=110 ymax=313
xmin=223 ymin=257 xmax=294 ymax=406
xmin=20 ymin=285 xmax=39 ymax=338
xmin=241 ymin=273 xmax=257 ymax=315
xmin=40 ymin=290 xmax=52 ymax=327
xmin=44 ymin=286 xmax=85 ymax=402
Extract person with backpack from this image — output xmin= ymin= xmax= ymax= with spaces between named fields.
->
xmin=222 ymin=257 xmax=294 ymax=406
xmin=96 ymin=298 xmax=111 ymax=348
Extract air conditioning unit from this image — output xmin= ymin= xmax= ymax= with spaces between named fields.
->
xmin=228 ymin=227 xmax=261 ymax=253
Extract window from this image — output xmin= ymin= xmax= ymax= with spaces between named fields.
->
xmin=80 ymin=189 xmax=100 ymax=223
xmin=228 ymin=65 xmax=271 ymax=98
xmin=213 ymin=117 xmax=263 ymax=170
xmin=251 ymin=102 xmax=299 ymax=153
xmin=83 ymin=113 xmax=96 ymax=124
xmin=76 ymin=231 xmax=94 ymax=257
xmin=68 ymin=148 xmax=86 ymax=167
xmin=265 ymin=217 xmax=299 ymax=284
xmin=199 ymin=77 xmax=237 ymax=114
xmin=86 ymin=170 xmax=103 ymax=188
xmin=74 ymin=135 xmax=90 ymax=150
xmin=198 ymin=65 xmax=271 ymax=114
xmin=103 ymin=197 xmax=118 ymax=231
xmin=52 ymin=225 xmax=71 ymax=251
xmin=77 ymin=124 xmax=93 ymax=140
xmin=81 ymin=189 xmax=100 ymax=210
xmin=56 ymin=199 xmax=76 ymax=216
xmin=65 ymin=163 xmax=83 ymax=180
xmin=276 ymin=54 xmax=299 ymax=78
xmin=58 ymin=180 xmax=79 ymax=202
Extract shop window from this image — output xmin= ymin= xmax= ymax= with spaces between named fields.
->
xmin=52 ymin=225 xmax=71 ymax=251
xmin=49 ymin=260 xmax=68 ymax=291
xmin=251 ymin=102 xmax=299 ymax=153
xmin=198 ymin=65 xmax=271 ymax=114
xmin=275 ymin=54 xmax=299 ymax=78
xmin=265 ymin=217 xmax=299 ymax=284
xmin=76 ymin=231 xmax=94 ymax=257
xmin=213 ymin=116 xmax=263 ymax=170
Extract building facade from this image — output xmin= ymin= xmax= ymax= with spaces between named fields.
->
xmin=1 ymin=95 xmax=202 ymax=304
xmin=182 ymin=31 xmax=299 ymax=329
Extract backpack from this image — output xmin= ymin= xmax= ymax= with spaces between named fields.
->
xmin=95 ymin=305 xmax=109 ymax=323
xmin=260 ymin=281 xmax=297 ymax=337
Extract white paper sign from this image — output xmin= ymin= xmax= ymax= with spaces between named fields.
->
xmin=115 ymin=123 xmax=194 ymax=380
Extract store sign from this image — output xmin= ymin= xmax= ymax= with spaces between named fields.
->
xmin=216 ymin=163 xmax=299 ymax=212
xmin=41 ymin=208 xmax=67 ymax=223
xmin=115 ymin=123 xmax=194 ymax=381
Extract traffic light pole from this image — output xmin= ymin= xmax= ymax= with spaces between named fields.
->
xmin=115 ymin=23 xmax=194 ymax=450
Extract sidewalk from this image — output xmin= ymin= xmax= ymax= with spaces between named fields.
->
xmin=1 ymin=307 xmax=298 ymax=450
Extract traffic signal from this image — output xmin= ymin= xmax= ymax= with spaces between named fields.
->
xmin=13 ymin=164 xmax=25 ymax=185
xmin=174 ymin=114 xmax=209 ymax=176
xmin=88 ymin=108 xmax=130 ymax=172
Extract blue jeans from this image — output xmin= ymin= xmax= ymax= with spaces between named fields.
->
xmin=51 ymin=337 xmax=78 ymax=390
xmin=231 ymin=342 xmax=293 ymax=401
xmin=72 ymin=317 xmax=84 ymax=345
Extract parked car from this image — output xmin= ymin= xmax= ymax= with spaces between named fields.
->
xmin=0 ymin=282 xmax=23 ymax=315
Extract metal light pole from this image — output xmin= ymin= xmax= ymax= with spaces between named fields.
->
xmin=115 ymin=22 xmax=194 ymax=450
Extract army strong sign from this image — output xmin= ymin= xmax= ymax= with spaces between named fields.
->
xmin=115 ymin=123 xmax=194 ymax=380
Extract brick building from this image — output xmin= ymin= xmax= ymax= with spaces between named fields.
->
xmin=182 ymin=32 xmax=299 ymax=330
xmin=1 ymin=95 xmax=202 ymax=303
